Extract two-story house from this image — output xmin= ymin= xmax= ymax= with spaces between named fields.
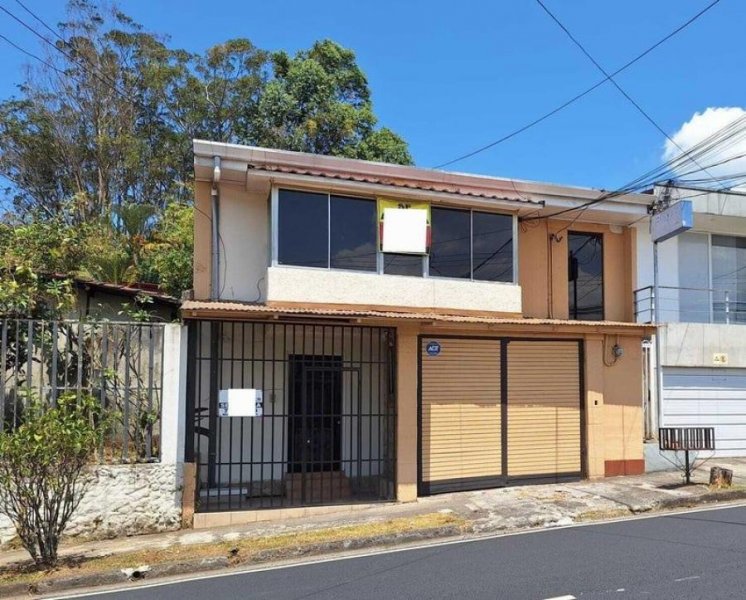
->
xmin=182 ymin=141 xmax=654 ymax=525
xmin=635 ymin=184 xmax=746 ymax=466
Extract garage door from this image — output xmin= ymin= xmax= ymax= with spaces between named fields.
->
xmin=419 ymin=337 xmax=583 ymax=494
xmin=507 ymin=341 xmax=583 ymax=479
xmin=662 ymin=367 xmax=746 ymax=457
xmin=420 ymin=338 xmax=503 ymax=494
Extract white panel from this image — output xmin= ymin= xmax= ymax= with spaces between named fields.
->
xmin=662 ymin=367 xmax=746 ymax=456
xmin=382 ymin=208 xmax=427 ymax=254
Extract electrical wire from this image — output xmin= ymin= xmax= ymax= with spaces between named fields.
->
xmin=432 ymin=0 xmax=721 ymax=169
xmin=0 ymin=4 xmax=138 ymax=107
xmin=534 ymin=0 xmax=719 ymax=184
xmin=524 ymin=113 xmax=746 ymax=223
xmin=0 ymin=31 xmax=64 ymax=74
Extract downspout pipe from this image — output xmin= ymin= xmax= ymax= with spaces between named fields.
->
xmin=211 ymin=156 xmax=221 ymax=300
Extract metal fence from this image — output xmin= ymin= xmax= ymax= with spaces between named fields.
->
xmin=634 ymin=285 xmax=742 ymax=324
xmin=0 ymin=319 xmax=165 ymax=463
xmin=186 ymin=320 xmax=397 ymax=512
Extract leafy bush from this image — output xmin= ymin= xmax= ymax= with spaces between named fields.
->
xmin=0 ymin=393 xmax=109 ymax=568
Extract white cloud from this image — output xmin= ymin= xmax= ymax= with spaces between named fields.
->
xmin=663 ymin=106 xmax=746 ymax=186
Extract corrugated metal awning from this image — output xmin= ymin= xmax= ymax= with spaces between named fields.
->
xmin=181 ymin=300 xmax=656 ymax=332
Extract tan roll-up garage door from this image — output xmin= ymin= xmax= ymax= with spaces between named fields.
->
xmin=506 ymin=341 xmax=582 ymax=481
xmin=420 ymin=338 xmax=502 ymax=494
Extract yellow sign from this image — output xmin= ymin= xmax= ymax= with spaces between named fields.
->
xmin=377 ymin=198 xmax=431 ymax=253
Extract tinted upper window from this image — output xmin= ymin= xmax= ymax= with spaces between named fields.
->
xmin=384 ymin=254 xmax=423 ymax=276
xmin=429 ymin=207 xmax=471 ymax=279
xmin=568 ymin=232 xmax=604 ymax=320
xmin=428 ymin=209 xmax=513 ymax=282
xmin=330 ymin=195 xmax=377 ymax=271
xmin=278 ymin=190 xmax=328 ymax=268
xmin=472 ymin=212 xmax=513 ymax=282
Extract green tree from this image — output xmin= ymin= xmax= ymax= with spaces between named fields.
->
xmin=0 ymin=2 xmax=412 ymax=300
xmin=0 ymin=393 xmax=109 ymax=568
xmin=139 ymin=203 xmax=194 ymax=296
xmin=252 ymin=40 xmax=412 ymax=163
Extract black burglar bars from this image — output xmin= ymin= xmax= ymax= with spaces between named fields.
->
xmin=0 ymin=319 xmax=165 ymax=462
xmin=187 ymin=320 xmax=397 ymax=512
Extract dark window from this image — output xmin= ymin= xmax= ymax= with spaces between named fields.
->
xmin=712 ymin=235 xmax=746 ymax=323
xmin=472 ymin=211 xmax=513 ymax=282
xmin=384 ymin=254 xmax=423 ymax=276
xmin=278 ymin=190 xmax=328 ymax=268
xmin=568 ymin=232 xmax=604 ymax=320
xmin=428 ymin=208 xmax=513 ymax=281
xmin=330 ymin=195 xmax=377 ymax=271
xmin=430 ymin=207 xmax=471 ymax=279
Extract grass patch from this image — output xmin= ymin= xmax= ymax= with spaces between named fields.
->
xmin=0 ymin=512 xmax=466 ymax=587
xmin=575 ymin=508 xmax=631 ymax=522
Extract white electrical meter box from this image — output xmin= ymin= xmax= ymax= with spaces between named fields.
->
xmin=218 ymin=389 xmax=264 ymax=417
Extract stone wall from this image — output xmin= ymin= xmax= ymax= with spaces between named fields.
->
xmin=0 ymin=462 xmax=183 ymax=547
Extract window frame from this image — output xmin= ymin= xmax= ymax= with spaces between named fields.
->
xmin=568 ymin=230 xmax=605 ymax=321
xmin=709 ymin=233 xmax=746 ymax=323
xmin=428 ymin=206 xmax=517 ymax=284
xmin=271 ymin=186 xmax=518 ymax=283
xmin=272 ymin=187 xmax=378 ymax=274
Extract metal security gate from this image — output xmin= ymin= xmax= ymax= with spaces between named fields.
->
xmin=662 ymin=367 xmax=746 ymax=457
xmin=418 ymin=336 xmax=583 ymax=495
xmin=186 ymin=321 xmax=396 ymax=512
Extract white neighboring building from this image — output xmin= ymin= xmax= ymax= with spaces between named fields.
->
xmin=636 ymin=184 xmax=746 ymax=464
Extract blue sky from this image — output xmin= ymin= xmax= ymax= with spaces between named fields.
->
xmin=0 ymin=0 xmax=742 ymax=189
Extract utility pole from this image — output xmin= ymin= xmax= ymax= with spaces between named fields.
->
xmin=650 ymin=183 xmax=672 ymax=438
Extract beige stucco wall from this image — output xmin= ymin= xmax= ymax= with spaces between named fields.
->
xmin=266 ymin=267 xmax=522 ymax=314
xmin=218 ymin=183 xmax=269 ymax=302
xmin=520 ymin=220 xmax=636 ymax=322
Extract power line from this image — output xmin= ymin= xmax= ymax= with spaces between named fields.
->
xmin=534 ymin=0 xmax=719 ymax=184
xmin=432 ymin=0 xmax=721 ymax=169
xmin=0 ymin=31 xmax=64 ymax=75
xmin=13 ymin=0 xmax=59 ymax=40
xmin=0 ymin=4 xmax=133 ymax=105
xmin=524 ymin=112 xmax=746 ymax=224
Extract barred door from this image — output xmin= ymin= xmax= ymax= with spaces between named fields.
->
xmin=187 ymin=321 xmax=396 ymax=512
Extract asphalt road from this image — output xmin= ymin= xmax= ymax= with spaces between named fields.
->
xmin=61 ymin=505 xmax=746 ymax=600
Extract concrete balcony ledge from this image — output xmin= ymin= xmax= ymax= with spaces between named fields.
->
xmin=265 ymin=266 xmax=522 ymax=315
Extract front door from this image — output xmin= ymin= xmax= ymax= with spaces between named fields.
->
xmin=288 ymin=356 xmax=343 ymax=473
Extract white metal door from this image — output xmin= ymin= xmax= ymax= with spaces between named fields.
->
xmin=662 ymin=367 xmax=746 ymax=457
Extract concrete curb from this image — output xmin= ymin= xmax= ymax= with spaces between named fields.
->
xmin=3 ymin=491 xmax=746 ymax=598
xmin=1 ymin=524 xmax=465 ymax=598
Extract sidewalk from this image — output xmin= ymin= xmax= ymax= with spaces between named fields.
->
xmin=2 ymin=458 xmax=746 ymax=595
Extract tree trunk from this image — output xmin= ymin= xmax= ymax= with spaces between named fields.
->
xmin=710 ymin=467 xmax=734 ymax=488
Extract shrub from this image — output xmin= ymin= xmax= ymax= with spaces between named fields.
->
xmin=0 ymin=393 xmax=109 ymax=568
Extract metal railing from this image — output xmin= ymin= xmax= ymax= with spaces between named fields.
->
xmin=634 ymin=285 xmax=744 ymax=324
xmin=0 ymin=319 xmax=165 ymax=463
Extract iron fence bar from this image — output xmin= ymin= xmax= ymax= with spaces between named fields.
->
xmin=38 ymin=321 xmax=44 ymax=403
xmin=76 ymin=320 xmax=83 ymax=401
xmin=50 ymin=322 xmax=58 ymax=407
xmin=25 ymin=320 xmax=33 ymax=401
xmin=146 ymin=325 xmax=154 ymax=461
xmin=249 ymin=321 xmax=256 ymax=507
xmin=13 ymin=320 xmax=20 ymax=424
xmin=0 ymin=320 xmax=5 ymax=431
xmin=238 ymin=322 xmax=246 ymax=507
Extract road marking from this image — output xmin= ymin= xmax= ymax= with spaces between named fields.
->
xmin=675 ymin=575 xmax=700 ymax=582
xmin=543 ymin=596 xmax=576 ymax=600
xmin=50 ymin=501 xmax=746 ymax=599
